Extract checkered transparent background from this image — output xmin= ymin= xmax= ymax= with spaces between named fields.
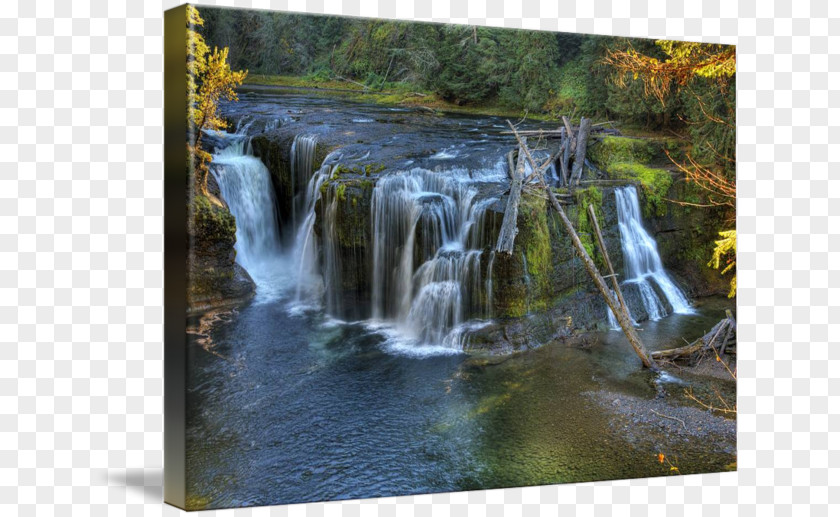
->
xmin=1 ymin=0 xmax=836 ymax=515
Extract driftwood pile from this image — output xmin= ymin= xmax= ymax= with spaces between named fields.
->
xmin=652 ymin=310 xmax=737 ymax=364
xmin=501 ymin=116 xmax=596 ymax=187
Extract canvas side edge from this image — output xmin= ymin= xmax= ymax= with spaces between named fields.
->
xmin=163 ymin=3 xmax=189 ymax=511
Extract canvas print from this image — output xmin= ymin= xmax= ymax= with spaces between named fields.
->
xmin=164 ymin=4 xmax=736 ymax=511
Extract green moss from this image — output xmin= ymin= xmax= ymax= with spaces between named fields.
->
xmin=588 ymin=135 xmax=657 ymax=170
xmin=552 ymin=187 xmax=569 ymax=196
xmin=191 ymin=194 xmax=236 ymax=246
xmin=572 ymin=186 xmax=603 ymax=261
xmin=335 ymin=183 xmax=347 ymax=201
xmin=608 ymin=162 xmax=673 ymax=217
xmin=519 ymin=193 xmax=552 ymax=309
xmin=333 ymin=163 xmax=386 ymax=178
xmin=502 ymin=296 xmax=528 ymax=318
xmin=364 ymin=163 xmax=386 ymax=176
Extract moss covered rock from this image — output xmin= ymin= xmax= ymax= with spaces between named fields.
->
xmin=186 ymin=193 xmax=255 ymax=315
xmin=314 ymin=176 xmax=376 ymax=320
xmin=489 ymin=186 xmax=623 ymax=327
xmin=589 ymin=135 xmax=658 ymax=168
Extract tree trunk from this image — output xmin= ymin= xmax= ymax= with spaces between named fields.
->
xmin=588 ymin=204 xmax=632 ymax=323
xmin=495 ymin=142 xmax=527 ymax=254
xmin=561 ymin=131 xmax=571 ymax=185
xmin=572 ymin=117 xmax=591 ymax=184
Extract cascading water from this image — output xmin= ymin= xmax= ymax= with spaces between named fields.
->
xmin=292 ymin=161 xmax=332 ymax=301
xmin=291 ymin=148 xmax=346 ymax=313
xmin=370 ymin=169 xmax=496 ymax=348
xmin=209 ymin=133 xmax=284 ymax=301
xmin=608 ymin=186 xmax=693 ymax=326
xmin=290 ymin=134 xmax=318 ymax=229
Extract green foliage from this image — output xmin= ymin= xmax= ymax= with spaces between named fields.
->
xmin=545 ymin=57 xmax=589 ymax=117
xmin=335 ymin=183 xmax=347 ymax=201
xmin=681 ymin=78 xmax=735 ymax=169
xmin=708 ymin=230 xmax=736 ymax=298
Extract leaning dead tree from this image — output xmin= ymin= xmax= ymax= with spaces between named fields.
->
xmin=503 ymin=121 xmax=657 ymax=370
xmin=587 ymin=204 xmax=633 ymax=323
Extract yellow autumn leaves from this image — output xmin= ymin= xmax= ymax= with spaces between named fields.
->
xmin=708 ymin=230 xmax=736 ymax=298
xmin=186 ymin=6 xmax=248 ymax=196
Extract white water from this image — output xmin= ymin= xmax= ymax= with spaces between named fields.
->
xmin=370 ymin=168 xmax=497 ymax=349
xmin=290 ymin=134 xmax=319 ymax=230
xmin=610 ymin=186 xmax=694 ymax=325
xmin=209 ymin=134 xmax=287 ymax=302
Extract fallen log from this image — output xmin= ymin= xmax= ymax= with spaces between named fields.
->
xmin=506 ymin=121 xmax=657 ymax=370
xmin=495 ymin=142 xmax=527 ymax=254
xmin=651 ymin=314 xmax=736 ymax=361
xmin=561 ymin=116 xmax=575 ymax=142
xmin=500 ymin=129 xmax=564 ymax=136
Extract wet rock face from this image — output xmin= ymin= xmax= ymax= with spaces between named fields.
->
xmin=315 ymin=178 xmax=375 ymax=320
xmin=462 ymin=290 xmax=608 ymax=354
xmin=647 ymin=179 xmax=731 ymax=298
xmin=249 ymin=134 xmax=296 ymax=244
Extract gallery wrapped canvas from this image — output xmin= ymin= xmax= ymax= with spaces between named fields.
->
xmin=164 ymin=4 xmax=736 ymax=511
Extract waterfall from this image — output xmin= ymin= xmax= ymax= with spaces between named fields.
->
xmin=209 ymin=134 xmax=284 ymax=300
xmin=408 ymin=249 xmax=482 ymax=343
xmin=292 ymin=163 xmax=331 ymax=300
xmin=613 ymin=186 xmax=694 ymax=322
xmin=290 ymin=134 xmax=318 ymax=229
xmin=370 ymin=169 xmax=494 ymax=347
xmin=292 ymin=150 xmax=343 ymax=306
xmin=485 ymin=251 xmax=496 ymax=318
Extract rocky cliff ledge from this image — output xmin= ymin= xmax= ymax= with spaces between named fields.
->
xmin=186 ymin=175 xmax=256 ymax=316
